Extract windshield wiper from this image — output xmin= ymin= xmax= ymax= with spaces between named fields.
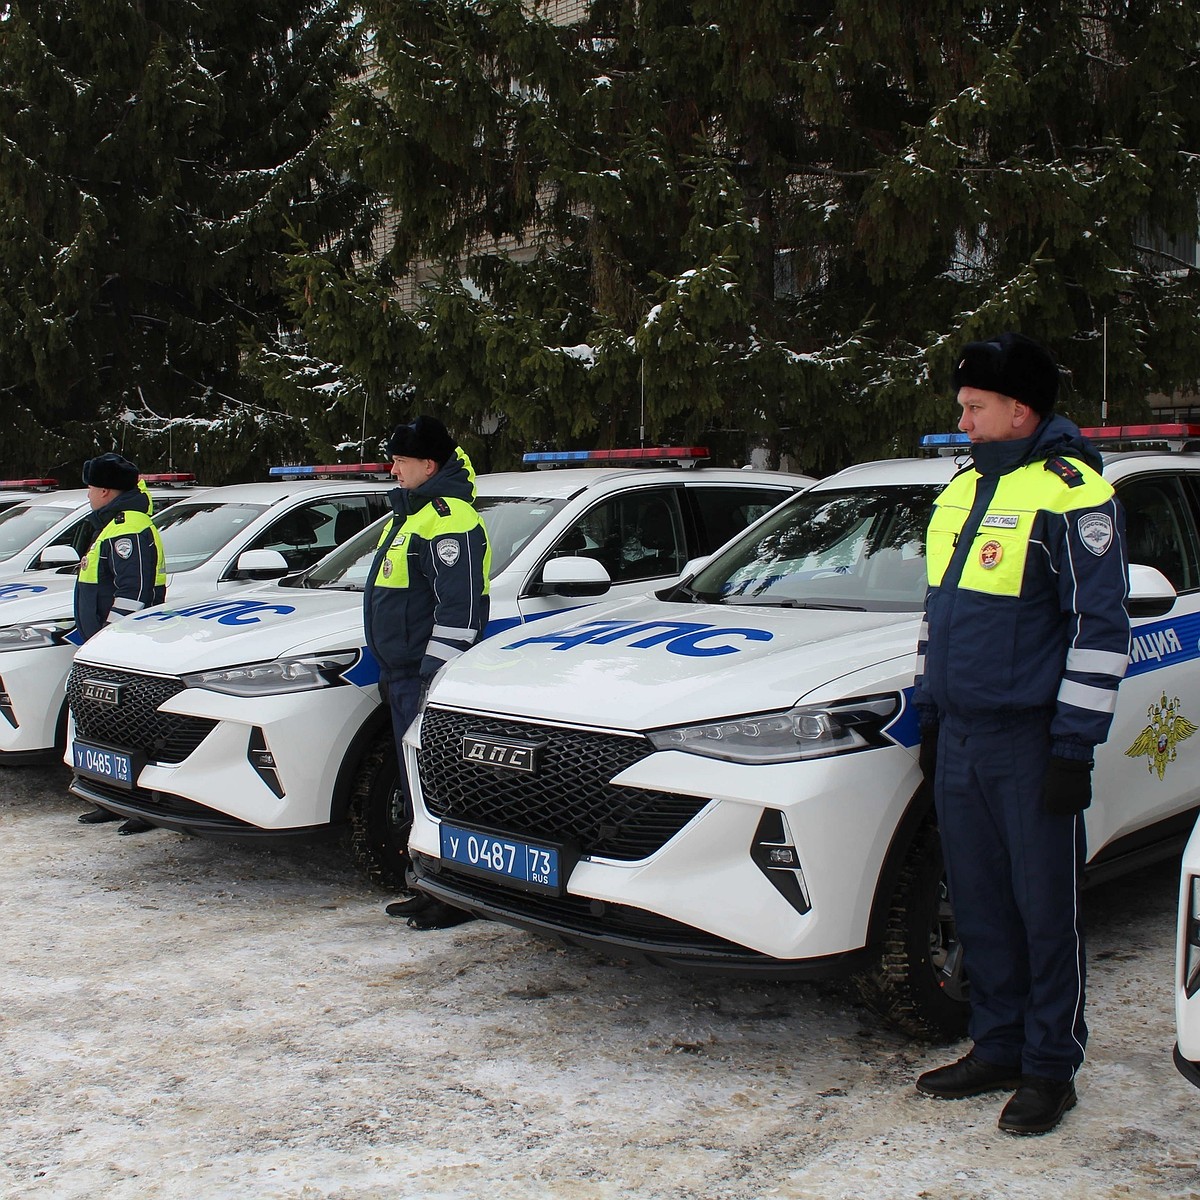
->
xmin=725 ymin=597 xmax=867 ymax=611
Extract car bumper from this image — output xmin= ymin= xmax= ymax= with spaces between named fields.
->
xmin=405 ymin=715 xmax=921 ymax=968
xmin=0 ymin=645 xmax=74 ymax=760
xmin=65 ymin=682 xmax=380 ymax=831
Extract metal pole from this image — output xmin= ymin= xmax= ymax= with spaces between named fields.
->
xmin=1102 ymin=317 xmax=1108 ymax=422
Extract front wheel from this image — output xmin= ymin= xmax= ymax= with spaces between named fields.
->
xmin=347 ymin=737 xmax=411 ymax=891
xmin=858 ymin=819 xmax=969 ymax=1040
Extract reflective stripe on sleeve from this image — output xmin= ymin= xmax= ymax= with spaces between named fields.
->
xmin=1065 ymin=647 xmax=1128 ymax=678
xmin=1057 ymin=679 xmax=1119 ymax=714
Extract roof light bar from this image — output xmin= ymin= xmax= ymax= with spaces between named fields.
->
xmin=141 ymin=473 xmax=196 ymax=485
xmin=919 ymin=433 xmax=971 ymax=448
xmin=522 ymin=446 xmax=710 ymax=466
xmin=268 ymin=463 xmax=393 ymax=479
xmin=0 ymin=478 xmax=58 ymax=491
xmin=1079 ymin=423 xmax=1200 ymax=443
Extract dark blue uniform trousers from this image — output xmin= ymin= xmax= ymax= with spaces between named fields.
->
xmin=386 ymin=676 xmax=425 ymax=821
xmin=934 ymin=712 xmax=1088 ymax=1080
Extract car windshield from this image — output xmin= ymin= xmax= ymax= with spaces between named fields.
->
xmin=285 ymin=493 xmax=570 ymax=589
xmin=155 ymin=502 xmax=269 ymax=573
xmin=475 ymin=495 xmax=567 ymax=574
xmin=685 ymin=485 xmax=941 ymax=613
xmin=0 ymin=503 xmax=77 ymax=561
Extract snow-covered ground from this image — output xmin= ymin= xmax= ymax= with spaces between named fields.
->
xmin=3 ymin=764 xmax=1197 ymax=1200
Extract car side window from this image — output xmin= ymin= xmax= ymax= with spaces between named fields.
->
xmin=688 ymin=485 xmax=793 ymax=554
xmin=1118 ymin=475 xmax=1200 ymax=593
xmin=246 ymin=496 xmax=377 ymax=571
xmin=548 ymin=488 xmax=686 ymax=582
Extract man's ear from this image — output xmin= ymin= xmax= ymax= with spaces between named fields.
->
xmin=1012 ymin=401 xmax=1035 ymax=431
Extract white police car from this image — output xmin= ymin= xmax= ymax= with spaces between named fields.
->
xmin=63 ymin=451 xmax=811 ymax=882
xmin=0 ymin=475 xmax=201 ymax=580
xmin=0 ymin=470 xmax=391 ymax=765
xmin=1176 ymin=815 xmax=1200 ymax=1088
xmin=0 ymin=478 xmax=62 ymax=514
xmin=402 ymin=426 xmax=1200 ymax=1036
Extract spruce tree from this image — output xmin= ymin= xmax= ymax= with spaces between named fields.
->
xmin=0 ymin=0 xmax=370 ymax=482
xmin=284 ymin=1 xmax=1199 ymax=473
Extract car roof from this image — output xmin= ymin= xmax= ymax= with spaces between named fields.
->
xmin=158 ymin=480 xmax=391 ymax=506
xmin=813 ymin=447 xmax=1200 ymax=492
xmin=477 ymin=467 xmax=814 ymax=501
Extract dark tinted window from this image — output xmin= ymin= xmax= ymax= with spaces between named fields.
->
xmin=1119 ymin=475 xmax=1200 ymax=592
xmin=688 ymin=485 xmax=795 ymax=554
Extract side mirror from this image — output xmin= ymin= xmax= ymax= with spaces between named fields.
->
xmin=233 ymin=548 xmax=291 ymax=580
xmin=1127 ymin=562 xmax=1177 ymax=618
xmin=36 ymin=545 xmax=80 ymax=568
xmin=539 ymin=555 xmax=612 ymax=597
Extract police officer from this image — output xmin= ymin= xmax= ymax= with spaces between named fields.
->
xmin=74 ymin=452 xmax=166 ymax=835
xmin=913 ymin=333 xmax=1130 ymax=1134
xmin=363 ymin=416 xmax=491 ymax=930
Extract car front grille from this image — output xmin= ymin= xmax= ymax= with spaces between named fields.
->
xmin=418 ymin=707 xmax=709 ymax=861
xmin=67 ymin=664 xmax=216 ymax=764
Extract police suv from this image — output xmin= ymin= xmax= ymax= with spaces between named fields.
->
xmin=400 ymin=426 xmax=1200 ymax=1037
xmin=0 ymin=469 xmax=391 ymax=765
xmin=63 ymin=450 xmax=811 ymax=884
xmin=0 ymin=474 xmax=201 ymax=580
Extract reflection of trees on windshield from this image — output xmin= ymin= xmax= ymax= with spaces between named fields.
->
xmin=709 ymin=487 xmax=939 ymax=610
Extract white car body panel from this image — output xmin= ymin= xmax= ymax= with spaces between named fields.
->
xmin=399 ymin=448 xmax=1200 ymax=982
xmin=1176 ymin=815 xmax=1200 ymax=1087
xmin=63 ymin=466 xmax=812 ymax=829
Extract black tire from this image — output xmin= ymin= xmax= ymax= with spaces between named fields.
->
xmin=858 ymin=819 xmax=970 ymax=1040
xmin=347 ymin=736 xmax=411 ymax=891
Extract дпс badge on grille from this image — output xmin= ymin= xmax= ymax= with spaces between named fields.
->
xmin=81 ymin=679 xmax=123 ymax=706
xmin=461 ymin=733 xmax=543 ymax=773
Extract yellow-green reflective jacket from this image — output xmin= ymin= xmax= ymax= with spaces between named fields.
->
xmin=363 ymin=448 xmax=491 ymax=682
xmin=914 ymin=416 xmax=1129 ymax=756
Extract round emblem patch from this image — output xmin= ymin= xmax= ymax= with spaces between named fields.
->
xmin=381 ymin=558 xmax=393 ymax=578
xmin=113 ymin=538 xmax=133 ymax=560
xmin=436 ymin=538 xmax=461 ymax=567
xmin=1077 ymin=512 xmax=1114 ymax=556
xmin=979 ymin=540 xmax=1003 ymax=570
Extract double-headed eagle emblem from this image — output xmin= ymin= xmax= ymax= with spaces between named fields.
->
xmin=1125 ymin=694 xmax=1197 ymax=780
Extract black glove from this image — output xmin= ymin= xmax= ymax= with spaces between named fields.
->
xmin=918 ymin=726 xmax=939 ymax=781
xmin=1043 ymin=756 xmax=1093 ymax=815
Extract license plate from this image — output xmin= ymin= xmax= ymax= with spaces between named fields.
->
xmin=72 ymin=740 xmax=137 ymax=789
xmin=439 ymin=821 xmax=563 ymax=895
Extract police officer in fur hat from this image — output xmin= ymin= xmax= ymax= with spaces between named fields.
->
xmin=363 ymin=416 xmax=491 ymax=930
xmin=912 ymin=333 xmax=1130 ymax=1133
xmin=74 ymin=452 xmax=165 ymax=834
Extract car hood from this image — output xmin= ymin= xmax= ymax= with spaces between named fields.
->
xmin=71 ymin=585 xmax=367 ymax=676
xmin=429 ymin=594 xmax=921 ymax=729
xmin=0 ymin=575 xmax=80 ymax=621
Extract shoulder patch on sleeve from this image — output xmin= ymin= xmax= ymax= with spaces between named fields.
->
xmin=1044 ymin=457 xmax=1085 ymax=487
xmin=431 ymin=497 xmax=452 ymax=517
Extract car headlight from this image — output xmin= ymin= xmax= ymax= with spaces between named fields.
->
xmin=182 ymin=651 xmax=360 ymax=697
xmin=0 ymin=618 xmax=77 ymax=651
xmin=647 ymin=694 xmax=901 ymax=764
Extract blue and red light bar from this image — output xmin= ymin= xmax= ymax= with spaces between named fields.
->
xmin=269 ymin=463 xmax=393 ymax=478
xmin=522 ymin=446 xmax=710 ymax=466
xmin=141 ymin=473 xmax=196 ymax=485
xmin=0 ymin=478 xmax=58 ymax=490
xmin=923 ymin=424 xmax=1200 ymax=453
